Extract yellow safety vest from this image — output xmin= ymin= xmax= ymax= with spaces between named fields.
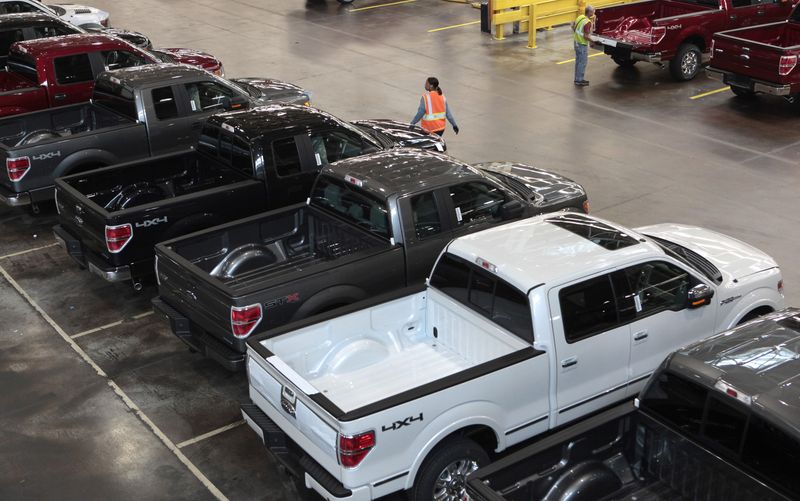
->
xmin=574 ymin=15 xmax=590 ymax=45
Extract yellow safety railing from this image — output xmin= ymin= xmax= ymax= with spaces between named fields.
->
xmin=490 ymin=0 xmax=635 ymax=48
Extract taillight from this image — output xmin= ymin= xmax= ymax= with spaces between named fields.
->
xmin=6 ymin=157 xmax=30 ymax=182
xmin=339 ymin=431 xmax=375 ymax=468
xmin=230 ymin=303 xmax=262 ymax=338
xmin=105 ymin=223 xmax=132 ymax=253
xmin=582 ymin=200 xmax=590 ymax=214
xmin=650 ymin=26 xmax=666 ymax=45
xmin=779 ymin=55 xmax=797 ymax=76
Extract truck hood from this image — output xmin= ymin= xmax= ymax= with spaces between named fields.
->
xmin=637 ymin=223 xmax=779 ymax=281
xmin=230 ymin=77 xmax=310 ymax=106
xmin=473 ymin=161 xmax=587 ymax=208
xmin=155 ymin=48 xmax=223 ymax=74
xmin=49 ymin=4 xmax=109 ymax=25
xmin=351 ymin=119 xmax=446 ymax=152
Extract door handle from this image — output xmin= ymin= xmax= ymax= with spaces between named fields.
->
xmin=634 ymin=330 xmax=649 ymax=341
xmin=756 ymin=9 xmax=765 ymax=14
xmin=54 ymin=93 xmax=66 ymax=101
xmin=561 ymin=356 xmax=578 ymax=368
xmin=729 ymin=14 xmax=737 ymax=19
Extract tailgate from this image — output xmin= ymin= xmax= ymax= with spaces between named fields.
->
xmin=246 ymin=351 xmax=342 ymax=476
xmin=55 ymin=177 xmax=108 ymax=256
xmin=712 ymin=28 xmax=792 ymax=84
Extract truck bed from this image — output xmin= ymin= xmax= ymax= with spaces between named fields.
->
xmin=259 ymin=288 xmax=527 ymax=412
xmin=711 ymin=22 xmax=800 ymax=86
xmin=595 ymin=0 xmax=714 ymax=38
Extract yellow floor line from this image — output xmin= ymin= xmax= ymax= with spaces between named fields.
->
xmin=690 ymin=86 xmax=729 ymax=100
xmin=428 ymin=20 xmax=481 ymax=32
xmin=351 ymin=0 xmax=416 ymax=11
xmin=556 ymin=52 xmax=603 ymax=65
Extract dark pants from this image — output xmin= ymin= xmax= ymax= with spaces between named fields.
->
xmin=434 ymin=130 xmax=444 ymax=137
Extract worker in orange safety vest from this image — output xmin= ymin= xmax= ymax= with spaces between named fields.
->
xmin=411 ymin=77 xmax=459 ymax=136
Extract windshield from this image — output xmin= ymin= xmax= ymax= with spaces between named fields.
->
xmin=148 ymin=49 xmax=176 ymax=64
xmin=311 ymin=176 xmax=391 ymax=240
xmin=646 ymin=234 xmax=723 ymax=284
xmin=46 ymin=5 xmax=66 ymax=15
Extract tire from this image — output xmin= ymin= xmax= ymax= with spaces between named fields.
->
xmin=409 ymin=437 xmax=489 ymax=501
xmin=612 ymin=55 xmax=637 ymax=68
xmin=730 ymin=85 xmax=756 ymax=99
xmin=669 ymin=43 xmax=702 ymax=81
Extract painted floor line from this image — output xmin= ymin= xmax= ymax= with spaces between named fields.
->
xmin=133 ymin=310 xmax=155 ymax=320
xmin=177 ymin=420 xmax=246 ymax=449
xmin=556 ymin=52 xmax=603 ymax=65
xmin=428 ymin=20 xmax=480 ymax=33
xmin=351 ymin=0 xmax=415 ymax=12
xmin=690 ymin=86 xmax=729 ymax=100
xmin=0 ymin=265 xmax=229 ymax=501
xmin=0 ymin=242 xmax=59 ymax=260
xmin=71 ymin=319 xmax=124 ymax=339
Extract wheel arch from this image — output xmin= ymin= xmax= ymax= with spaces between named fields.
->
xmin=53 ymin=149 xmax=119 ymax=178
xmin=290 ymin=284 xmax=369 ymax=320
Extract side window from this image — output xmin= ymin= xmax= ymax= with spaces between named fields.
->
xmin=410 ymin=192 xmax=442 ymax=240
xmin=0 ymin=29 xmax=23 ymax=55
xmin=731 ymin=0 xmax=753 ymax=6
xmin=742 ymin=416 xmax=800 ymax=497
xmin=54 ymin=54 xmax=93 ymax=85
xmin=702 ymin=396 xmax=748 ymax=454
xmin=0 ymin=1 xmax=38 ymax=13
xmin=102 ymin=50 xmax=148 ymax=71
xmin=197 ymin=125 xmax=219 ymax=156
xmin=430 ymin=254 xmax=533 ymax=342
xmin=184 ymin=81 xmax=235 ymax=113
xmin=230 ymin=136 xmax=252 ymax=174
xmin=448 ymin=182 xmax=505 ymax=226
xmin=32 ymin=25 xmax=75 ymax=39
xmin=152 ymin=86 xmax=178 ymax=120
xmin=309 ymin=130 xmax=365 ymax=165
xmin=621 ymin=261 xmax=691 ymax=316
xmin=272 ymin=137 xmax=301 ymax=177
xmin=640 ymin=371 xmax=707 ymax=435
xmin=559 ymin=275 xmax=619 ymax=343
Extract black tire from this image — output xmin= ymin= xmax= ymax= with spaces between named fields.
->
xmin=669 ymin=43 xmax=702 ymax=81
xmin=730 ymin=85 xmax=756 ymax=99
xmin=612 ymin=55 xmax=637 ymax=68
xmin=409 ymin=437 xmax=489 ymax=501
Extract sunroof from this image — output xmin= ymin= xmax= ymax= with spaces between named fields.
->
xmin=546 ymin=214 xmax=640 ymax=250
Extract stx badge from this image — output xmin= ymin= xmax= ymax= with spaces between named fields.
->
xmin=382 ymin=413 xmax=423 ymax=432
xmin=265 ymin=293 xmax=300 ymax=309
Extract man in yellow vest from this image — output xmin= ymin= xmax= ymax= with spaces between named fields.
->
xmin=411 ymin=77 xmax=459 ymax=137
xmin=573 ymin=5 xmax=594 ymax=86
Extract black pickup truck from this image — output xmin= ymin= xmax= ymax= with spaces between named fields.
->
xmin=152 ymin=148 xmax=588 ymax=370
xmin=467 ymin=308 xmax=800 ymax=501
xmin=53 ymin=105 xmax=445 ymax=289
xmin=0 ymin=63 xmax=309 ymax=211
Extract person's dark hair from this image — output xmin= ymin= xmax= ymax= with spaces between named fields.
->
xmin=427 ymin=76 xmax=442 ymax=95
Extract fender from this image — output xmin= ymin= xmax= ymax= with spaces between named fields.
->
xmin=402 ymin=402 xmax=504 ymax=491
xmin=161 ymin=213 xmax=225 ymax=241
xmin=722 ymin=288 xmax=782 ymax=329
xmin=291 ymin=285 xmax=369 ymax=319
xmin=52 ymin=149 xmax=121 ymax=178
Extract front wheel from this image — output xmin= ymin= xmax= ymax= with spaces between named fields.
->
xmin=409 ymin=437 xmax=489 ymax=501
xmin=612 ymin=55 xmax=637 ymax=68
xmin=670 ymin=43 xmax=702 ymax=81
xmin=730 ymin=86 xmax=756 ymax=99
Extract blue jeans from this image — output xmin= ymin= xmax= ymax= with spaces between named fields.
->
xmin=574 ymin=42 xmax=588 ymax=82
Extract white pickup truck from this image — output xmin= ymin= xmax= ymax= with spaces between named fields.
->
xmin=242 ymin=213 xmax=784 ymax=501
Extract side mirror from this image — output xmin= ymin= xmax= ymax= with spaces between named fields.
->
xmin=499 ymin=199 xmax=524 ymax=220
xmin=223 ymin=95 xmax=249 ymax=111
xmin=687 ymin=284 xmax=714 ymax=308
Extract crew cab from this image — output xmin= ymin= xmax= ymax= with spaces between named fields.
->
xmin=0 ymin=33 xmax=223 ymax=118
xmin=0 ymin=64 xmax=310 ymax=210
xmin=707 ymin=5 xmax=800 ymax=99
xmin=152 ymin=149 xmax=587 ymax=371
xmin=467 ymin=308 xmax=800 ymax=501
xmin=240 ymin=213 xmax=783 ymax=501
xmin=0 ymin=0 xmax=109 ymax=26
xmin=591 ymin=0 xmax=794 ymax=80
xmin=53 ymin=105 xmax=445 ymax=289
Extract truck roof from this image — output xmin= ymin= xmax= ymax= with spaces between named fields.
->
xmin=100 ymin=63 xmax=210 ymax=89
xmin=0 ymin=12 xmax=75 ymax=29
xmin=209 ymin=104 xmax=350 ymax=143
xmin=446 ymin=213 xmax=658 ymax=292
xmin=324 ymin=148 xmax=483 ymax=199
xmin=12 ymin=33 xmax=135 ymax=59
xmin=669 ymin=308 xmax=800 ymax=437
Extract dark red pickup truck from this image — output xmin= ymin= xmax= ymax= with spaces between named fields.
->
xmin=591 ymin=0 xmax=795 ymax=80
xmin=0 ymin=33 xmax=222 ymax=117
xmin=707 ymin=6 xmax=800 ymax=99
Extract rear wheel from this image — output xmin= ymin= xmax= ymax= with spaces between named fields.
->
xmin=409 ymin=437 xmax=489 ymax=501
xmin=612 ymin=55 xmax=637 ymax=68
xmin=730 ymin=85 xmax=756 ymax=99
xmin=670 ymin=43 xmax=702 ymax=81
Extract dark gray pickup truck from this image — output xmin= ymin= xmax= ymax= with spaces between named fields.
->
xmin=53 ymin=105 xmax=445 ymax=289
xmin=152 ymin=148 xmax=588 ymax=370
xmin=0 ymin=63 xmax=309 ymax=211
xmin=467 ymin=308 xmax=800 ymax=501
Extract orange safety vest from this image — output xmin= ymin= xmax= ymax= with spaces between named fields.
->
xmin=421 ymin=91 xmax=446 ymax=133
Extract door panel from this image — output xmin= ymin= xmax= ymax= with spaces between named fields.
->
xmin=49 ymin=53 xmax=94 ymax=106
xmin=147 ymin=85 xmax=194 ymax=154
xmin=398 ymin=189 xmax=454 ymax=283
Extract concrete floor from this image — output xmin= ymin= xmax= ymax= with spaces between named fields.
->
xmin=1 ymin=0 xmax=798 ymax=499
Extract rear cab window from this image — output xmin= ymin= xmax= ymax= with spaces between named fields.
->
xmin=7 ymin=50 xmax=38 ymax=82
xmin=310 ymin=175 xmax=390 ymax=240
xmin=92 ymin=77 xmax=137 ymax=120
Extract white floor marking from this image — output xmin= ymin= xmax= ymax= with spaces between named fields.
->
xmin=177 ymin=420 xmax=246 ymax=449
xmin=0 ymin=242 xmax=59 ymax=260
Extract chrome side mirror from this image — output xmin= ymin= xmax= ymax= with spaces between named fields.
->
xmin=688 ymin=283 xmax=714 ymax=308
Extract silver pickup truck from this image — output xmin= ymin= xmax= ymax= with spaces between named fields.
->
xmin=241 ymin=213 xmax=784 ymax=501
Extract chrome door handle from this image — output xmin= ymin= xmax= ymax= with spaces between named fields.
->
xmin=634 ymin=330 xmax=649 ymax=341
xmin=561 ymin=356 xmax=578 ymax=368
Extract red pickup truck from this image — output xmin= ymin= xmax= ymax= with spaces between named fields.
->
xmin=591 ymin=0 xmax=795 ymax=81
xmin=0 ymin=33 xmax=222 ymax=117
xmin=707 ymin=6 xmax=800 ymax=99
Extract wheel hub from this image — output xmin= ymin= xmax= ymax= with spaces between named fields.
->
xmin=433 ymin=459 xmax=480 ymax=501
xmin=682 ymin=51 xmax=698 ymax=77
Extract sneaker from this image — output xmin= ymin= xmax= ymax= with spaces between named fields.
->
xmin=575 ymin=80 xmax=589 ymax=87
